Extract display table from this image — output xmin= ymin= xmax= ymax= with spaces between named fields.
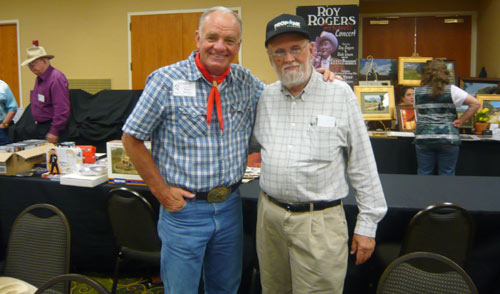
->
xmin=1 ymin=175 xmax=499 ymax=293
xmin=370 ymin=136 xmax=500 ymax=176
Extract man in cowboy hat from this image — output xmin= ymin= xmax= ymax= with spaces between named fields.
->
xmin=313 ymin=30 xmax=345 ymax=74
xmin=22 ymin=46 xmax=69 ymax=143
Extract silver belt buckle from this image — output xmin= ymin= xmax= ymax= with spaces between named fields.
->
xmin=207 ymin=187 xmax=230 ymax=203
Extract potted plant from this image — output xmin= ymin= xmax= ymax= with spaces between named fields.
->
xmin=474 ymin=107 xmax=490 ymax=134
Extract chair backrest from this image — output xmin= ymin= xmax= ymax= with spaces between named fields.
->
xmin=377 ymin=252 xmax=478 ymax=294
xmin=400 ymin=202 xmax=474 ymax=268
xmin=107 ymin=187 xmax=161 ymax=254
xmin=35 ymin=273 xmax=109 ymax=294
xmin=4 ymin=204 xmax=71 ymax=293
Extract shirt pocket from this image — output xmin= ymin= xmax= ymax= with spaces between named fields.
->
xmin=176 ymin=106 xmax=208 ymax=138
xmin=230 ymin=102 xmax=253 ymax=133
xmin=308 ymin=126 xmax=339 ymax=161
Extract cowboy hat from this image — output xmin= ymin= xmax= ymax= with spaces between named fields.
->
xmin=317 ymin=31 xmax=338 ymax=51
xmin=21 ymin=46 xmax=54 ymax=66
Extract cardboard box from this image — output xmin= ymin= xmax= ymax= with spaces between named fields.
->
xmin=0 ymin=144 xmax=53 ymax=176
xmin=60 ymin=173 xmax=108 ymax=187
xmin=106 ymin=140 xmax=151 ymax=185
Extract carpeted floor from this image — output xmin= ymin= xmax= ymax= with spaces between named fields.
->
xmin=72 ymin=275 xmax=163 ymax=294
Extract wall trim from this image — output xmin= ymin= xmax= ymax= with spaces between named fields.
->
xmin=0 ymin=19 xmax=23 ymax=108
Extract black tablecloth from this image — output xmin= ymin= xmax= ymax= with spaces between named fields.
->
xmin=1 ymin=175 xmax=500 ymax=293
xmin=10 ymin=89 xmax=143 ymax=153
xmin=371 ymin=136 xmax=500 ymax=176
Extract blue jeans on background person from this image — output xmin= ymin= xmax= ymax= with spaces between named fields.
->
xmin=0 ymin=129 xmax=10 ymax=146
xmin=158 ymin=190 xmax=243 ymax=294
xmin=415 ymin=143 xmax=460 ymax=176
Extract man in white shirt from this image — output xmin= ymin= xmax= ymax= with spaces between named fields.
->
xmin=254 ymin=14 xmax=387 ymax=294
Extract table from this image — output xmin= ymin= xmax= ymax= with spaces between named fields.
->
xmin=370 ymin=136 xmax=500 ymax=176
xmin=1 ymin=175 xmax=499 ymax=293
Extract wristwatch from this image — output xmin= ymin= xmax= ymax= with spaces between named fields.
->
xmin=1 ymin=122 xmax=8 ymax=128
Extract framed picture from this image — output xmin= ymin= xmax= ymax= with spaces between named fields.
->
xmin=358 ymin=80 xmax=391 ymax=86
xmin=477 ymin=94 xmax=500 ymax=124
xmin=354 ymin=86 xmax=395 ymax=121
xmin=398 ymin=56 xmax=433 ymax=86
xmin=442 ymin=59 xmax=458 ymax=86
xmin=456 ymin=105 xmax=474 ymax=129
xmin=358 ymin=58 xmax=398 ymax=84
xmin=460 ymin=77 xmax=500 ymax=96
xmin=396 ymin=105 xmax=416 ymax=132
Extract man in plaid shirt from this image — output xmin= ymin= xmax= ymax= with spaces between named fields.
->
xmin=254 ymin=14 xmax=387 ymax=294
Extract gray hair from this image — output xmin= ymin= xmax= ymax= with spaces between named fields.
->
xmin=198 ymin=6 xmax=242 ymax=40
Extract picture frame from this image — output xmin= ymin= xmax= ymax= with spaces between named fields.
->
xmin=460 ymin=77 xmax=500 ymax=96
xmin=476 ymin=94 xmax=500 ymax=124
xmin=396 ymin=105 xmax=417 ymax=132
xmin=442 ymin=59 xmax=458 ymax=86
xmin=358 ymin=58 xmax=398 ymax=84
xmin=354 ymin=86 xmax=395 ymax=121
xmin=398 ymin=56 xmax=433 ymax=86
xmin=358 ymin=80 xmax=391 ymax=86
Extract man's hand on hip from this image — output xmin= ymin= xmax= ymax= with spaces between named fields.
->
xmin=350 ymin=234 xmax=376 ymax=265
xmin=157 ymin=186 xmax=195 ymax=212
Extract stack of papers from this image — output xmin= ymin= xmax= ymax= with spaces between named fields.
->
xmin=60 ymin=173 xmax=108 ymax=187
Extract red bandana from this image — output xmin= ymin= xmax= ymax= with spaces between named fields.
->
xmin=194 ymin=52 xmax=231 ymax=131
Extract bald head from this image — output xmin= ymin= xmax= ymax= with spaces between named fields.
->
xmin=198 ymin=6 xmax=242 ymax=41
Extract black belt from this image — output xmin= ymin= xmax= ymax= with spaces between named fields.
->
xmin=195 ymin=182 xmax=241 ymax=201
xmin=266 ymin=194 xmax=341 ymax=212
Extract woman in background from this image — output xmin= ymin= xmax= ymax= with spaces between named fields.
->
xmin=399 ymin=86 xmax=414 ymax=106
xmin=397 ymin=86 xmax=416 ymax=130
xmin=414 ymin=59 xmax=480 ymax=175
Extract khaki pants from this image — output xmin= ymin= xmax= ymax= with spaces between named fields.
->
xmin=256 ymin=192 xmax=348 ymax=294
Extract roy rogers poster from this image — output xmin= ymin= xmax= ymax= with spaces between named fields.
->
xmin=297 ymin=5 xmax=359 ymax=85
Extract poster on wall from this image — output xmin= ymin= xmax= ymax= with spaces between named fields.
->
xmin=296 ymin=5 xmax=359 ymax=85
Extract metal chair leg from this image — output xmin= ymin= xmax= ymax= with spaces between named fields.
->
xmin=111 ymin=253 xmax=123 ymax=294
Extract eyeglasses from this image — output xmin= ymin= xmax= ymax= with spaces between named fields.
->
xmin=267 ymin=42 xmax=309 ymax=60
xmin=28 ymin=59 xmax=41 ymax=67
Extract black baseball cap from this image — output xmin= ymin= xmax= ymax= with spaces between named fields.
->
xmin=265 ymin=14 xmax=310 ymax=47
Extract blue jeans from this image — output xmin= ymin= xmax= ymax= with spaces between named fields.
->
xmin=158 ymin=190 xmax=243 ymax=294
xmin=415 ymin=143 xmax=460 ymax=176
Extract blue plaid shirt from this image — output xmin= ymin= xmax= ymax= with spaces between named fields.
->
xmin=0 ymin=80 xmax=18 ymax=121
xmin=123 ymin=51 xmax=264 ymax=192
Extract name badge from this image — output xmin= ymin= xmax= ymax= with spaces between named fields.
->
xmin=38 ymin=94 xmax=45 ymax=103
xmin=173 ymin=80 xmax=196 ymax=97
xmin=317 ymin=115 xmax=336 ymax=127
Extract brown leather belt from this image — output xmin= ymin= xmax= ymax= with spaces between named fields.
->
xmin=266 ymin=194 xmax=341 ymax=212
xmin=195 ymin=182 xmax=241 ymax=203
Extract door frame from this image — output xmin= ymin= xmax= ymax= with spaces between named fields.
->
xmin=127 ymin=7 xmax=242 ymax=89
xmin=360 ymin=11 xmax=477 ymax=76
xmin=0 ymin=19 xmax=23 ymax=107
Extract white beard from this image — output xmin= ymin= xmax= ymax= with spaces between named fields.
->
xmin=272 ymin=61 xmax=312 ymax=89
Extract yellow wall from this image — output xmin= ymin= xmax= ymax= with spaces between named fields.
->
xmin=477 ymin=0 xmax=500 ymax=78
xmin=0 ymin=0 xmax=356 ymax=107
